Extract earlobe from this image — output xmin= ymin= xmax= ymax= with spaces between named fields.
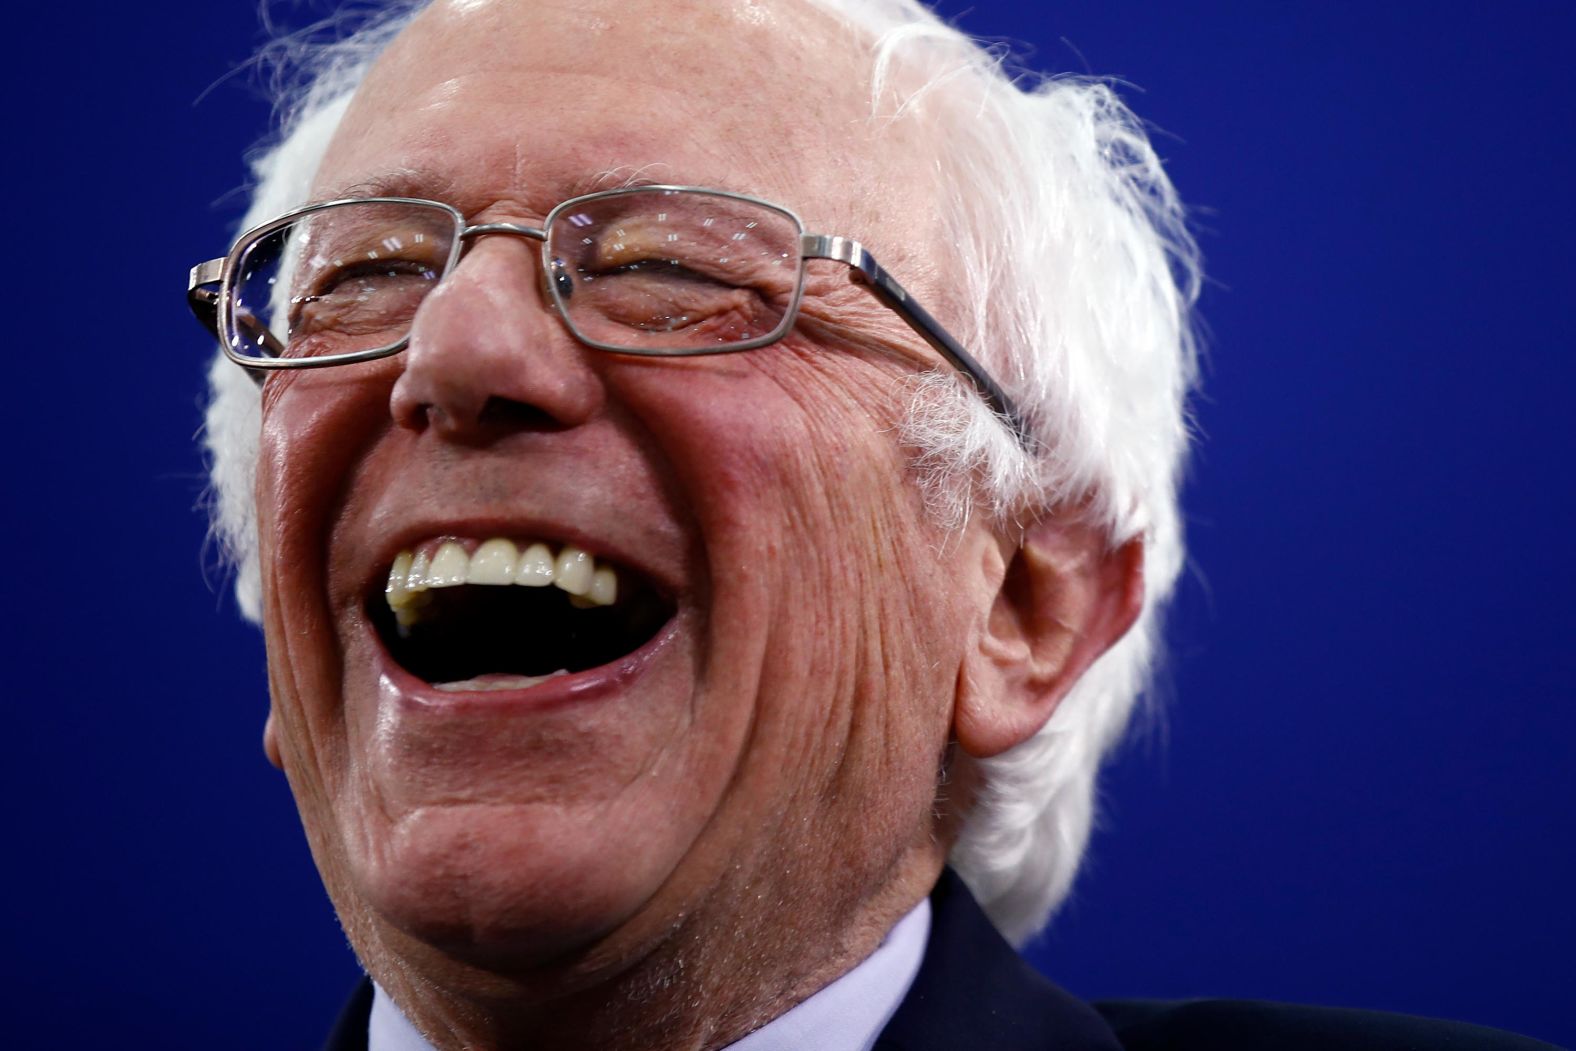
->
xmin=263 ymin=711 xmax=283 ymax=770
xmin=955 ymin=519 xmax=1144 ymax=758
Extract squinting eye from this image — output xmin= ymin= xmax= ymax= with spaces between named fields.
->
xmin=563 ymin=256 xmax=780 ymax=342
xmin=582 ymin=257 xmax=730 ymax=286
xmin=299 ymin=260 xmax=440 ymax=300
xmin=576 ymin=258 xmax=747 ymax=314
xmin=287 ymin=261 xmax=441 ymax=342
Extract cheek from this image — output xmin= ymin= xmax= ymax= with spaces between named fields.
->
xmin=255 ymin=374 xmax=392 ymax=790
xmin=257 ymin=370 xmax=393 ymax=586
xmin=612 ymin=354 xmax=966 ymax=823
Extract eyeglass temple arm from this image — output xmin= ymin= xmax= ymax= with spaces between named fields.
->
xmin=189 ymin=258 xmax=286 ymax=386
xmin=801 ymin=234 xmax=1033 ymax=451
xmin=188 ymin=258 xmax=224 ymax=339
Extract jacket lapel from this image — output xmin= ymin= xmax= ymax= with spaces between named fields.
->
xmin=874 ymin=870 xmax=1124 ymax=1051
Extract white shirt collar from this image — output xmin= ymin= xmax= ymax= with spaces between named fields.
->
xmin=369 ymin=898 xmax=931 ymax=1051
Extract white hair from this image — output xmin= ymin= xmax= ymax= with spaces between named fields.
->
xmin=204 ymin=0 xmax=1200 ymax=946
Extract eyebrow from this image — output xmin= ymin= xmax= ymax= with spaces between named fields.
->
xmin=311 ymin=165 xmax=717 ymax=214
xmin=309 ymin=166 xmax=462 ymax=206
xmin=575 ymin=165 xmax=675 ymax=196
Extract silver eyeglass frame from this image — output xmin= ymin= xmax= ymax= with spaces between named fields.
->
xmin=187 ymin=184 xmax=1032 ymax=449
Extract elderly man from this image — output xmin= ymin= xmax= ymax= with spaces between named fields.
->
xmin=187 ymin=2 xmax=1556 ymax=1050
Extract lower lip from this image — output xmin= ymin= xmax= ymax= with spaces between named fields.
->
xmin=370 ymin=614 xmax=681 ymax=715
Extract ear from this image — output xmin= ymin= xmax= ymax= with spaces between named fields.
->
xmin=955 ymin=518 xmax=1144 ymax=758
xmin=263 ymin=711 xmax=283 ymax=770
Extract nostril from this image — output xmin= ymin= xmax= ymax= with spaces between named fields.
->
xmin=477 ymin=396 xmax=560 ymax=431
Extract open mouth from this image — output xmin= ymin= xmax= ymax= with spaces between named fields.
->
xmin=368 ymin=536 xmax=675 ymax=692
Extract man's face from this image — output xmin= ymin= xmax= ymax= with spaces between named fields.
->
xmin=257 ymin=0 xmax=1000 ymax=983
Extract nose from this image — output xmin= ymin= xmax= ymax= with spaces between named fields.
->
xmin=389 ymin=237 xmax=604 ymax=441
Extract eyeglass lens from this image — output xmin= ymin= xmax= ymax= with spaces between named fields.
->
xmin=547 ymin=189 xmax=801 ymax=354
xmin=226 ymin=191 xmax=805 ymax=362
xmin=227 ymin=200 xmax=456 ymax=362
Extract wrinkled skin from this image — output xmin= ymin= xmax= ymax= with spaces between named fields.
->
xmin=254 ymin=1 xmax=1140 ymax=1047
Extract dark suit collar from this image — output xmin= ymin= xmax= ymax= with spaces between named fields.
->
xmin=874 ymin=869 xmax=1124 ymax=1051
xmin=322 ymin=976 xmax=372 ymax=1051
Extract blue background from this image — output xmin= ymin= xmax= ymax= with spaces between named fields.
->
xmin=7 ymin=2 xmax=1571 ymax=1046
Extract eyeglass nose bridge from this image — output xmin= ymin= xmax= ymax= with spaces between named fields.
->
xmin=454 ymin=222 xmax=570 ymax=307
xmin=459 ymin=221 xmax=546 ymax=242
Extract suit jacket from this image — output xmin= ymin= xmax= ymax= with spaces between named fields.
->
xmin=322 ymin=870 xmax=1564 ymax=1050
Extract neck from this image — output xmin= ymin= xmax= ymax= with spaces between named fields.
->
xmin=358 ymin=857 xmax=942 ymax=1051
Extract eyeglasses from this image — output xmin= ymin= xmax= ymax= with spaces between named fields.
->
xmin=187 ymin=184 xmax=1031 ymax=448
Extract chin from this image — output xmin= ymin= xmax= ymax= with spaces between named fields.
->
xmin=340 ymin=802 xmax=672 ymax=968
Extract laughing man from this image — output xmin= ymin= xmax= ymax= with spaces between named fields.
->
xmin=189 ymin=2 xmax=1557 ymax=1049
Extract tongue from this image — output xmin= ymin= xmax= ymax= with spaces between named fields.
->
xmin=432 ymin=670 xmax=570 ymax=693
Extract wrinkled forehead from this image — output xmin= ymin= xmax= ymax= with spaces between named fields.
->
xmin=317 ymin=0 xmax=938 ymax=237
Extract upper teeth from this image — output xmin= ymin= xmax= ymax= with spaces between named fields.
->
xmin=386 ymin=538 xmax=620 ymax=624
